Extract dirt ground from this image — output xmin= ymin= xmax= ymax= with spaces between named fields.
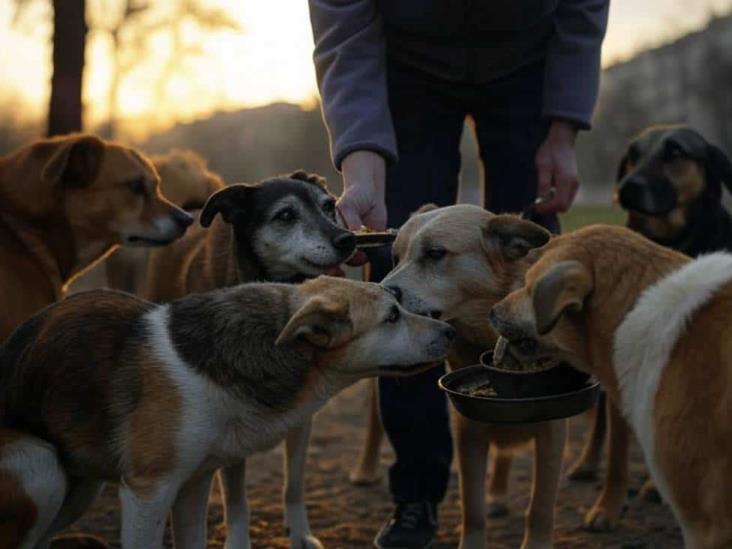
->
xmin=65 ymin=380 xmax=682 ymax=548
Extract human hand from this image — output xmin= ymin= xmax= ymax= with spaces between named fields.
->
xmin=338 ymin=150 xmax=387 ymax=266
xmin=534 ymin=120 xmax=580 ymax=214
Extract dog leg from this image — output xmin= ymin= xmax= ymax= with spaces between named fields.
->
xmin=486 ymin=445 xmax=512 ymax=517
xmin=119 ymin=478 xmax=182 ymax=549
xmin=521 ymin=420 xmax=566 ymax=549
xmin=585 ymin=401 xmax=629 ymax=531
xmin=349 ymin=379 xmax=383 ymax=486
xmin=172 ymin=471 xmax=215 ymax=549
xmin=283 ymin=420 xmax=323 ymax=549
xmin=43 ymin=479 xmax=104 ymax=546
xmin=567 ymin=392 xmax=607 ymax=481
xmin=456 ymin=418 xmax=490 ymax=549
xmin=0 ymin=436 xmax=67 ymax=549
xmin=220 ymin=463 xmax=251 ymax=549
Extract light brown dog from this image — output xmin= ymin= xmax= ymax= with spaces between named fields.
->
xmin=102 ymin=149 xmax=225 ymax=294
xmin=380 ymin=204 xmax=564 ymax=549
xmin=0 ymin=134 xmax=193 ymax=342
xmin=490 ymin=224 xmax=732 ymax=548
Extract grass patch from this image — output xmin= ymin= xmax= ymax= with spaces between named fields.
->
xmin=560 ymin=204 xmax=626 ymax=232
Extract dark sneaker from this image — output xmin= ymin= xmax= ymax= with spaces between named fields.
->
xmin=374 ymin=501 xmax=438 ymax=549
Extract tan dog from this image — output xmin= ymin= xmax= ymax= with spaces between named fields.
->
xmin=380 ymin=204 xmax=563 ymax=549
xmin=103 ymin=149 xmax=225 ymax=294
xmin=490 ymin=224 xmax=732 ymax=548
xmin=0 ymin=134 xmax=193 ymax=342
xmin=0 ymin=277 xmax=454 ymax=548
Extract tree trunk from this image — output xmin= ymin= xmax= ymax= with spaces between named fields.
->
xmin=47 ymin=0 xmax=87 ymax=136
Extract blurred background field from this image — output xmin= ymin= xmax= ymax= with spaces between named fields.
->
xmin=561 ymin=205 xmax=626 ymax=232
xmin=1 ymin=0 xmax=732 ymax=203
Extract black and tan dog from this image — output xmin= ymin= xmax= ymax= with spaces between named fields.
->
xmin=0 ymin=277 xmax=454 ymax=549
xmin=140 ymin=171 xmax=357 ymax=548
xmin=568 ymin=126 xmax=732 ymax=530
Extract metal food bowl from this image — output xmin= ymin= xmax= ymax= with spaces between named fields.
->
xmin=438 ymin=352 xmax=601 ymax=424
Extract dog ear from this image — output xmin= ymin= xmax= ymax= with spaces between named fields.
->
xmin=411 ymin=203 xmax=439 ymax=217
xmin=41 ymin=135 xmax=105 ymax=187
xmin=705 ymin=144 xmax=732 ymax=195
xmin=481 ymin=215 xmax=551 ymax=260
xmin=616 ymin=151 xmax=630 ymax=182
xmin=200 ymin=184 xmax=256 ymax=227
xmin=532 ymin=260 xmax=592 ymax=335
xmin=275 ymin=295 xmax=351 ymax=350
xmin=289 ymin=170 xmax=328 ymax=190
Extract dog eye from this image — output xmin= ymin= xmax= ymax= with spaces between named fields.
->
xmin=275 ymin=208 xmax=297 ymax=222
xmin=385 ymin=305 xmax=401 ymax=324
xmin=665 ymin=141 xmax=684 ymax=159
xmin=127 ymin=177 xmax=148 ymax=196
xmin=425 ymin=247 xmax=447 ymax=261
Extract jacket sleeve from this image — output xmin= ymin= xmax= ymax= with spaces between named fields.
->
xmin=542 ymin=0 xmax=610 ymax=130
xmin=308 ymin=0 xmax=398 ymax=170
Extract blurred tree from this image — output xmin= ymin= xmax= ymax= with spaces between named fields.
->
xmin=48 ymin=0 xmax=87 ymax=135
xmin=91 ymin=0 xmax=239 ymax=138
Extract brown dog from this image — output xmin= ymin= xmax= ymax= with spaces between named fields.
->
xmin=102 ymin=149 xmax=225 ymax=294
xmin=0 ymin=134 xmax=193 ymax=342
xmin=490 ymin=224 xmax=732 ymax=548
xmin=381 ymin=205 xmax=564 ymax=549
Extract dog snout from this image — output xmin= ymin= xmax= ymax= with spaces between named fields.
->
xmin=332 ymin=231 xmax=356 ymax=252
xmin=172 ymin=207 xmax=195 ymax=229
xmin=385 ymin=285 xmax=402 ymax=303
xmin=618 ymin=176 xmax=677 ymax=215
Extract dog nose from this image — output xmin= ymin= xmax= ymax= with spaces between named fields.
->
xmin=385 ymin=285 xmax=402 ymax=302
xmin=443 ymin=325 xmax=456 ymax=341
xmin=332 ymin=231 xmax=356 ymax=252
xmin=429 ymin=310 xmax=442 ymax=319
xmin=173 ymin=207 xmax=194 ymax=228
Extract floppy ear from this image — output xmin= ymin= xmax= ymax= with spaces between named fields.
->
xmin=411 ymin=203 xmax=439 ymax=217
xmin=200 ymin=183 xmax=256 ymax=227
xmin=289 ymin=170 xmax=328 ymax=190
xmin=275 ymin=295 xmax=351 ymax=350
xmin=705 ymin=143 xmax=732 ymax=195
xmin=616 ymin=151 xmax=630 ymax=182
xmin=532 ymin=260 xmax=592 ymax=335
xmin=481 ymin=215 xmax=551 ymax=260
xmin=41 ymin=135 xmax=105 ymax=187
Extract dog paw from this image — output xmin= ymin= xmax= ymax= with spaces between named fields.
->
xmin=584 ymin=504 xmax=623 ymax=532
xmin=486 ymin=498 xmax=509 ymax=518
xmin=291 ymin=535 xmax=324 ymax=549
xmin=566 ymin=462 xmax=598 ymax=482
xmin=639 ymin=479 xmax=662 ymax=503
xmin=348 ymin=467 xmax=382 ymax=486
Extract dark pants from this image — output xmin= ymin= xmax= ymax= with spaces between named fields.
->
xmin=369 ymin=58 xmax=559 ymax=504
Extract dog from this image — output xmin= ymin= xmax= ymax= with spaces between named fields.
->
xmin=103 ymin=149 xmax=226 ymax=294
xmin=380 ymin=204 xmax=562 ymax=549
xmin=568 ymin=126 xmax=732 ymax=530
xmin=489 ymin=224 xmax=732 ymax=548
xmin=0 ymin=134 xmax=193 ymax=342
xmin=141 ymin=170 xmax=357 ymax=548
xmin=0 ymin=276 xmax=455 ymax=549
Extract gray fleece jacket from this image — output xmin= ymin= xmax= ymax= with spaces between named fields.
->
xmin=308 ymin=0 xmax=609 ymax=168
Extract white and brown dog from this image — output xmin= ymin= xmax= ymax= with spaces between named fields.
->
xmin=0 ymin=276 xmax=454 ymax=549
xmin=380 ymin=204 xmax=561 ymax=549
xmin=490 ymin=224 xmax=732 ymax=548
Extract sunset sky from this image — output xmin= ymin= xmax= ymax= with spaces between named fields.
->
xmin=0 ymin=0 xmax=730 ymax=137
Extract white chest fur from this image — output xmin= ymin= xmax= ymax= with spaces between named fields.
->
xmin=612 ymin=252 xmax=732 ymax=525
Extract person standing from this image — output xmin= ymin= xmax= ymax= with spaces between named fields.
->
xmin=308 ymin=1 xmax=609 ymax=547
